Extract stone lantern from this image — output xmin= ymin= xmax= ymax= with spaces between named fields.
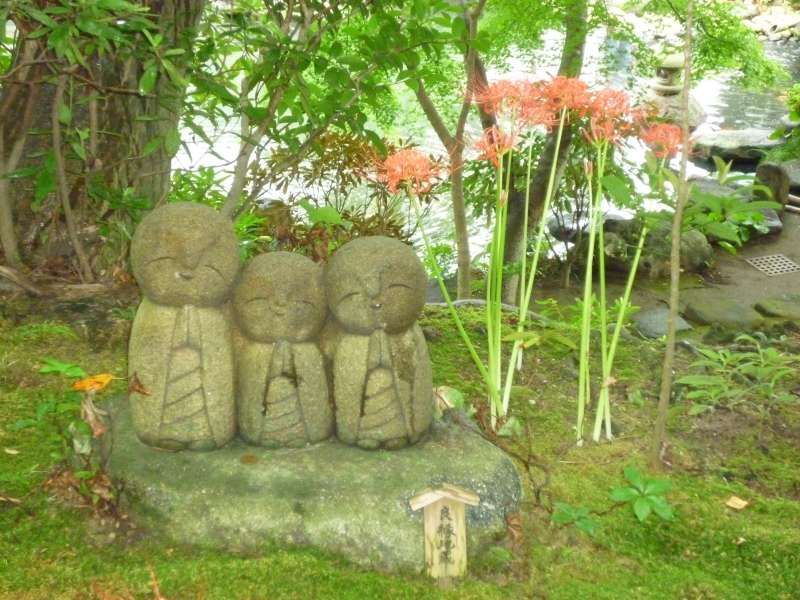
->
xmin=648 ymin=52 xmax=705 ymax=129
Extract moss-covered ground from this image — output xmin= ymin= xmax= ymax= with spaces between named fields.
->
xmin=1 ymin=294 xmax=799 ymax=599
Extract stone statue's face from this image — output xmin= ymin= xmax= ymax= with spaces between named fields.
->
xmin=325 ymin=237 xmax=426 ymax=335
xmin=130 ymin=203 xmax=240 ymax=307
xmin=234 ymin=252 xmax=327 ymax=343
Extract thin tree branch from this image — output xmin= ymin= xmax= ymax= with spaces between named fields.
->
xmin=52 ymin=74 xmax=94 ymax=283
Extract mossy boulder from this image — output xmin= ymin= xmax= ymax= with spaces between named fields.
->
xmin=102 ymin=397 xmax=522 ymax=571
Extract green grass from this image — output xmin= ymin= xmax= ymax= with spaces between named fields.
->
xmin=1 ymin=302 xmax=800 ymax=599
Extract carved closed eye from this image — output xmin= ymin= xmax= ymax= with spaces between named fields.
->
xmin=387 ymin=283 xmax=412 ymax=291
xmin=337 ymin=291 xmax=362 ymax=305
xmin=145 ymin=256 xmax=174 ymax=267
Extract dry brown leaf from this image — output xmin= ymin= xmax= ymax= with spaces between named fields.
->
xmin=506 ymin=512 xmax=523 ymax=544
xmin=81 ymin=394 xmax=110 ymax=438
xmin=240 ymin=453 xmax=259 ymax=465
xmin=128 ymin=372 xmax=151 ymax=396
xmin=0 ymin=495 xmax=22 ymax=504
xmin=725 ymin=495 xmax=749 ymax=510
xmin=3 ymin=448 xmax=20 ymax=455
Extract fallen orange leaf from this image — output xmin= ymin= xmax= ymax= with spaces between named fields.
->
xmin=73 ymin=373 xmax=114 ymax=392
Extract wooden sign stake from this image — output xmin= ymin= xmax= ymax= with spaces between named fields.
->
xmin=409 ymin=484 xmax=480 ymax=584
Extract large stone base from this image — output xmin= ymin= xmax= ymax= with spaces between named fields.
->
xmin=102 ymin=398 xmax=522 ymax=571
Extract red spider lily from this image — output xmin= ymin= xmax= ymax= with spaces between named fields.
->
xmin=640 ymin=122 xmax=684 ymax=158
xmin=517 ymin=81 xmax=559 ymax=128
xmin=582 ymin=88 xmax=633 ymax=144
xmin=475 ymin=125 xmax=517 ymax=168
xmin=379 ymin=148 xmax=439 ymax=194
xmin=474 ymin=80 xmax=527 ymax=116
xmin=540 ymin=76 xmax=592 ymax=115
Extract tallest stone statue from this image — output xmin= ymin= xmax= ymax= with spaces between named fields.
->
xmin=128 ymin=202 xmax=239 ymax=450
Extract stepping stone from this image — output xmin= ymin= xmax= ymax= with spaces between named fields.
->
xmin=754 ymin=295 xmax=800 ymax=321
xmin=633 ymin=307 xmax=692 ymax=339
xmin=683 ymin=297 xmax=766 ymax=329
xmin=692 ymin=128 xmax=783 ymax=162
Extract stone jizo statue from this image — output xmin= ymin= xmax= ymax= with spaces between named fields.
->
xmin=322 ymin=236 xmax=433 ymax=450
xmin=234 ymin=252 xmax=333 ymax=447
xmin=128 ymin=202 xmax=239 ymax=450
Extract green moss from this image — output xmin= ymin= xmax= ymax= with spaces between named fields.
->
xmin=2 ymin=302 xmax=800 ymax=598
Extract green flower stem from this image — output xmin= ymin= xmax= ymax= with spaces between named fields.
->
xmin=500 ymin=108 xmax=567 ymax=416
xmin=408 ymin=192 xmax=490 ymax=389
xmin=592 ymin=223 xmax=649 ymax=442
xmin=576 ymin=165 xmax=599 ymax=445
xmin=593 ymin=141 xmax=610 ymax=440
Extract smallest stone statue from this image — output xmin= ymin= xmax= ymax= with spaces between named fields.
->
xmin=234 ymin=252 xmax=333 ymax=447
xmin=322 ymin=236 xmax=433 ymax=450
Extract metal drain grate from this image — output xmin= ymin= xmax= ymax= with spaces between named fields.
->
xmin=745 ymin=254 xmax=800 ymax=276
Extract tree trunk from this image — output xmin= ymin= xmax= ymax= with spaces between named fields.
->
xmin=501 ymin=0 xmax=589 ymax=303
xmin=0 ymin=0 xmax=205 ymax=275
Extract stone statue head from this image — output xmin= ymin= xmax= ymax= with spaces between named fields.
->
xmin=325 ymin=236 xmax=426 ymax=335
xmin=130 ymin=202 xmax=240 ymax=307
xmin=234 ymin=252 xmax=327 ymax=343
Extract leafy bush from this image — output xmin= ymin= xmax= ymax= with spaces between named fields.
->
xmin=677 ymin=334 xmax=798 ymax=415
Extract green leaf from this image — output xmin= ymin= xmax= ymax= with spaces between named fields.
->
xmin=138 ymin=64 xmax=158 ymax=95
xmin=299 ymin=200 xmax=346 ymax=226
xmin=141 ymin=137 xmax=162 ymax=157
xmin=164 ymin=127 xmax=180 ymax=157
xmin=610 ymin=486 xmax=640 ymax=502
xmin=703 ymin=221 xmax=741 ymax=243
xmin=160 ymin=58 xmax=185 ymax=87
xmin=39 ymin=358 xmax=86 ymax=378
xmin=623 ymin=466 xmax=646 ymax=492
xmin=633 ymin=497 xmax=652 ymax=522
xmin=677 ymin=374 xmax=726 ymax=387
xmin=644 ymin=479 xmax=672 ymax=496
xmin=58 ymin=103 xmax=71 ymax=125
xmin=26 ymin=8 xmax=57 ymax=28
xmin=97 ymin=0 xmax=142 ymax=11
xmin=69 ymin=141 xmax=87 ymax=161
xmin=649 ymin=495 xmax=675 ymax=521
xmin=601 ymin=174 xmax=633 ymax=206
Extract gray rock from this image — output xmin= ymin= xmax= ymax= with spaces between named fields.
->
xmin=233 ymin=252 xmax=333 ymax=448
xmin=692 ymin=128 xmax=784 ymax=162
xmin=128 ymin=203 xmax=239 ymax=451
xmin=634 ymin=307 xmax=692 ymax=339
xmin=778 ymin=159 xmax=800 ymax=194
xmin=103 ymin=397 xmax=522 ymax=571
xmin=642 ymin=219 xmax=713 ymax=276
xmin=683 ymin=298 xmax=766 ymax=329
xmin=647 ymin=92 xmax=706 ymax=130
xmin=680 ymin=230 xmax=714 ymax=272
xmin=323 ymin=237 xmax=433 ymax=450
xmin=754 ymin=295 xmax=800 ymax=321
xmin=755 ymin=162 xmax=790 ymax=207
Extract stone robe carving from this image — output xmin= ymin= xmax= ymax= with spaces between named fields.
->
xmin=322 ymin=237 xmax=433 ymax=449
xmin=234 ymin=252 xmax=332 ymax=447
xmin=128 ymin=202 xmax=239 ymax=450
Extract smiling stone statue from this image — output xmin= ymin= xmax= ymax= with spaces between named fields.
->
xmin=234 ymin=252 xmax=333 ymax=447
xmin=128 ymin=202 xmax=239 ymax=450
xmin=322 ymin=236 xmax=433 ymax=449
